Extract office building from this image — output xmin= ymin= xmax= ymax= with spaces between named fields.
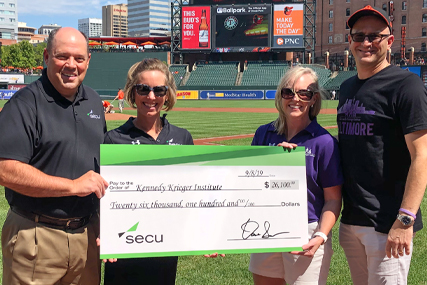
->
xmin=0 ymin=0 xmax=18 ymax=44
xmin=78 ymin=18 xmax=102 ymax=37
xmin=38 ymin=24 xmax=61 ymax=35
xmin=102 ymin=4 xmax=128 ymax=37
xmin=128 ymin=0 xmax=171 ymax=37
xmin=316 ymin=0 xmax=427 ymax=60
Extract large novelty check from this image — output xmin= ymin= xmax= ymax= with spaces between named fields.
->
xmin=100 ymin=145 xmax=308 ymax=259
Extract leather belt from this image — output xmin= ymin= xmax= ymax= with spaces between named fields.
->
xmin=11 ymin=206 xmax=92 ymax=230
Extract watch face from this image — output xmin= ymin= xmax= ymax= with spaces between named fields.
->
xmin=399 ymin=214 xmax=413 ymax=226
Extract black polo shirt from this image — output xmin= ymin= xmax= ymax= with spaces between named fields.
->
xmin=104 ymin=116 xmax=193 ymax=145
xmin=0 ymin=69 xmax=106 ymax=218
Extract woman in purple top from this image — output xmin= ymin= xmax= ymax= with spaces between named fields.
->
xmin=249 ymin=66 xmax=343 ymax=285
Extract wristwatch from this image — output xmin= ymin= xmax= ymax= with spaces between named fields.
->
xmin=397 ymin=214 xmax=415 ymax=227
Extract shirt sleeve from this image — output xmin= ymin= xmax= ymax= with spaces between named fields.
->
xmin=395 ymin=73 xmax=427 ymax=134
xmin=0 ymin=95 xmax=37 ymax=163
xmin=317 ymin=136 xmax=344 ymax=188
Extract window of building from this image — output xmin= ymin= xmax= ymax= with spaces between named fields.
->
xmin=422 ymin=43 xmax=426 ymax=51
xmin=0 ymin=17 xmax=4 ymax=21
xmin=0 ymin=3 xmax=4 ymax=7
xmin=329 ymin=10 xmax=333 ymax=18
xmin=423 ymin=27 xmax=427 ymax=37
xmin=402 ymin=1 xmax=407 ymax=10
xmin=345 ymin=22 xmax=349 ymax=29
xmin=328 ymin=36 xmax=333 ymax=43
xmin=382 ymin=4 xmax=387 ymax=11
xmin=9 ymin=3 xmax=14 ymax=8
xmin=423 ymin=14 xmax=427 ymax=22
xmin=346 ymin=0 xmax=350 ymax=2
xmin=329 ymin=0 xmax=333 ymax=4
xmin=329 ymin=23 xmax=333 ymax=31
xmin=9 ymin=18 xmax=14 ymax=22
xmin=402 ymin=15 xmax=406 ymax=24
xmin=424 ymin=0 xmax=427 ymax=8
xmin=345 ymin=34 xmax=349 ymax=43
xmin=346 ymin=8 xmax=350 ymax=16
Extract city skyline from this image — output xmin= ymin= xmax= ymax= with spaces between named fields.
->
xmin=18 ymin=0 xmax=121 ymax=32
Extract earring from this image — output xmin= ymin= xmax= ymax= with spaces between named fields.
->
xmin=310 ymin=105 xmax=314 ymax=108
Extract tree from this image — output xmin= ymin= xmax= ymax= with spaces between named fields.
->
xmin=2 ymin=44 xmax=21 ymax=68
xmin=34 ymin=42 xmax=46 ymax=67
xmin=19 ymin=40 xmax=36 ymax=69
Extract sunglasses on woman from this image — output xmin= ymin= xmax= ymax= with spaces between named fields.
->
xmin=133 ymin=84 xmax=168 ymax=97
xmin=281 ymin=88 xmax=315 ymax=102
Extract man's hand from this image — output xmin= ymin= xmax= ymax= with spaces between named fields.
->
xmin=72 ymin=171 xmax=108 ymax=198
xmin=385 ymin=219 xmax=413 ymax=258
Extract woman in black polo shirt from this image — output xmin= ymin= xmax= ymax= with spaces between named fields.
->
xmin=104 ymin=58 xmax=193 ymax=285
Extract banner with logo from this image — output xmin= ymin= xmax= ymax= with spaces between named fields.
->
xmin=272 ymin=4 xmax=304 ymax=48
xmin=100 ymin=145 xmax=308 ymax=259
xmin=0 ymin=90 xmax=17 ymax=100
xmin=0 ymin=74 xmax=24 ymax=84
xmin=200 ymin=90 xmax=264 ymax=99
xmin=181 ymin=6 xmax=212 ymax=50
xmin=176 ymin=90 xmax=199 ymax=100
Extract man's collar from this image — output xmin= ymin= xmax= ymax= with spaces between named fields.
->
xmin=40 ymin=68 xmax=86 ymax=103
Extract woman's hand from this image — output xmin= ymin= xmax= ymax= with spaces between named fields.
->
xmin=290 ymin=236 xmax=324 ymax=257
xmin=277 ymin=142 xmax=298 ymax=152
xmin=203 ymin=253 xmax=226 ymax=258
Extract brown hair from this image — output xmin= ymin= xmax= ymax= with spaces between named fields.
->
xmin=124 ymin=58 xmax=176 ymax=111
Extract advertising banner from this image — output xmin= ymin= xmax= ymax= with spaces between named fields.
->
xmin=272 ymin=4 xmax=304 ymax=48
xmin=0 ymin=90 xmax=18 ymax=100
xmin=100 ymin=145 xmax=308 ymax=259
xmin=176 ymin=90 xmax=199 ymax=100
xmin=8 ymin=84 xmax=27 ymax=90
xmin=200 ymin=90 xmax=264 ymax=99
xmin=401 ymin=66 xmax=421 ymax=77
xmin=213 ymin=5 xmax=271 ymax=53
xmin=265 ymin=90 xmax=277 ymax=100
xmin=0 ymin=74 xmax=24 ymax=84
xmin=182 ymin=6 xmax=211 ymax=50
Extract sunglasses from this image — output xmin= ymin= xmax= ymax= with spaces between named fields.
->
xmin=350 ymin=33 xmax=390 ymax=43
xmin=133 ymin=84 xmax=168 ymax=97
xmin=281 ymin=88 xmax=315 ymax=102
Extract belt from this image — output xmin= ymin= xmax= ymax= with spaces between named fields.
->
xmin=11 ymin=206 xmax=92 ymax=230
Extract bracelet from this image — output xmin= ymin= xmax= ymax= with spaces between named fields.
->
xmin=399 ymin=208 xmax=416 ymax=219
xmin=312 ymin=232 xmax=328 ymax=244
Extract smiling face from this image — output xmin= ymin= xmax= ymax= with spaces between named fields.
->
xmin=282 ymin=73 xmax=317 ymax=123
xmin=134 ymin=70 xmax=167 ymax=120
xmin=44 ymin=28 xmax=90 ymax=100
xmin=349 ymin=16 xmax=393 ymax=70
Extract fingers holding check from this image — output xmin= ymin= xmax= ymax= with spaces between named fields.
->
xmin=203 ymin=253 xmax=225 ymax=258
xmin=385 ymin=220 xmax=413 ymax=258
xmin=277 ymin=142 xmax=298 ymax=151
xmin=72 ymin=171 xmax=108 ymax=199
xmin=290 ymin=236 xmax=323 ymax=257
xmin=96 ymin=237 xmax=118 ymax=263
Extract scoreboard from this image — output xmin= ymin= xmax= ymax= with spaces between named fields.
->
xmin=181 ymin=3 xmax=304 ymax=52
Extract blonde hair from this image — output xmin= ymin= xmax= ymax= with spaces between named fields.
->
xmin=274 ymin=66 xmax=323 ymax=135
xmin=124 ymin=58 xmax=176 ymax=111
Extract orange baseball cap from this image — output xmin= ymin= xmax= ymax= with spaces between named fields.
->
xmin=347 ymin=5 xmax=391 ymax=33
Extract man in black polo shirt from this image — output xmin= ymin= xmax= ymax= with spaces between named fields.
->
xmin=0 ymin=27 xmax=108 ymax=285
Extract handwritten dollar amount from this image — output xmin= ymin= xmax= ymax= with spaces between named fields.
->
xmin=265 ymin=180 xmax=299 ymax=190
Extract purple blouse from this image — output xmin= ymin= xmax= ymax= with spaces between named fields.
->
xmin=252 ymin=119 xmax=343 ymax=222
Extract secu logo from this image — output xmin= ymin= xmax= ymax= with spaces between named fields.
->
xmin=118 ymin=222 xmax=164 ymax=244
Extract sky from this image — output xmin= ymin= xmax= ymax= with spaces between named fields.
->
xmin=17 ymin=0 xmax=121 ymax=30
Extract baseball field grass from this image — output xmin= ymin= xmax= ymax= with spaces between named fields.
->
xmin=1 ymin=99 xmax=426 ymax=284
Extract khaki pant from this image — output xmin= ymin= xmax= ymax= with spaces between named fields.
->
xmin=339 ymin=223 xmax=412 ymax=285
xmin=2 ymin=209 xmax=101 ymax=285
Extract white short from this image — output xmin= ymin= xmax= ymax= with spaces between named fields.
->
xmin=339 ymin=223 xmax=413 ymax=285
xmin=249 ymin=222 xmax=333 ymax=285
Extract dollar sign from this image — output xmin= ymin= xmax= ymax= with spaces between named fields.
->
xmin=265 ymin=181 xmax=269 ymax=188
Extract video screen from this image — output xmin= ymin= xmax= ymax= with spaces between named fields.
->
xmin=191 ymin=0 xmax=299 ymax=4
xmin=215 ymin=14 xmax=269 ymax=47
